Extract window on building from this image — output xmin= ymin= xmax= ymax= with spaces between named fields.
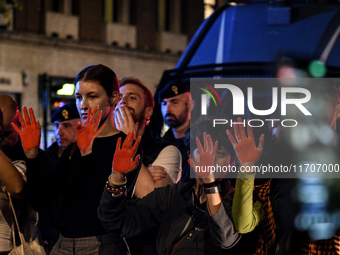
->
xmin=157 ymin=0 xmax=170 ymax=31
xmin=204 ymin=0 xmax=216 ymax=19
xmin=103 ymin=0 xmax=129 ymax=24
xmin=52 ymin=0 xmax=59 ymax=12
xmin=44 ymin=0 xmax=74 ymax=14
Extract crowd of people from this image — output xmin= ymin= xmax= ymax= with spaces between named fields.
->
xmin=0 ymin=63 xmax=339 ymax=255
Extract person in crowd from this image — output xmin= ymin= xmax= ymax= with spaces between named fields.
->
xmin=115 ymin=76 xmax=181 ymax=185
xmin=39 ymin=103 xmax=80 ymax=253
xmin=0 ymin=96 xmax=27 ymax=254
xmin=159 ymin=79 xmax=194 ymax=182
xmin=0 ymin=95 xmax=27 ymax=164
xmin=12 ymin=64 xmax=159 ymax=254
xmin=226 ymin=118 xmax=275 ymax=255
xmin=229 ymin=118 xmax=299 ymax=255
xmin=114 ymin=76 xmax=182 ymax=254
xmin=98 ymin=118 xmax=247 ymax=255
xmin=47 ymin=103 xmax=81 ymax=162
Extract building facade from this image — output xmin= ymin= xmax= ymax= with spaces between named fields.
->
xmin=0 ymin=0 xmax=204 ymax=146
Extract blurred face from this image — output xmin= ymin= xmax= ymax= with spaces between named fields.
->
xmin=117 ymin=84 xmax=147 ymax=124
xmin=193 ymin=145 xmax=231 ymax=178
xmin=193 ymin=146 xmax=231 ymax=167
xmin=214 ymin=146 xmax=231 ymax=167
xmin=54 ymin=119 xmax=79 ymax=149
xmin=75 ymin=80 xmax=113 ymax=125
xmin=161 ymin=93 xmax=190 ymax=128
xmin=0 ymin=111 xmax=19 ymax=152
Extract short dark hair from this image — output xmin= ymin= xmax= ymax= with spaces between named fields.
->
xmin=158 ymin=79 xmax=189 ymax=103
xmin=120 ymin=77 xmax=155 ymax=109
xmin=75 ymin=64 xmax=119 ymax=97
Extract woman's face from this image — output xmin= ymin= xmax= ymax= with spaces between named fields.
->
xmin=214 ymin=146 xmax=231 ymax=167
xmin=192 ymin=144 xmax=231 ymax=178
xmin=193 ymin=145 xmax=231 ymax=166
xmin=75 ymin=80 xmax=112 ymax=124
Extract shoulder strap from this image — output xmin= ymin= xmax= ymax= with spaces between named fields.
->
xmin=171 ymin=232 xmax=188 ymax=255
xmin=7 ymin=191 xmax=26 ymax=245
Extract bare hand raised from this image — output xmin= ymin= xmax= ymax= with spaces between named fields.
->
xmin=227 ymin=117 xmax=264 ymax=172
xmin=189 ymin=132 xmax=217 ymax=182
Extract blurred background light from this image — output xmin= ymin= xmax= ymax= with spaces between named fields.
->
xmin=57 ymin=83 xmax=75 ymax=96
xmin=309 ymin=60 xmax=327 ymax=78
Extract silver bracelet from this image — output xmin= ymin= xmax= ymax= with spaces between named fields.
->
xmin=204 ymin=184 xmax=221 ymax=194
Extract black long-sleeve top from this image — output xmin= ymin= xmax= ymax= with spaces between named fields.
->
xmin=98 ymin=179 xmax=241 ymax=255
xmin=27 ymin=132 xmax=140 ymax=238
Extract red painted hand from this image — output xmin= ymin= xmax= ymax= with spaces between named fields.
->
xmin=188 ymin=132 xmax=218 ymax=178
xmin=227 ymin=117 xmax=264 ymax=166
xmin=77 ymin=105 xmax=105 ymax=154
xmin=11 ymin=106 xmax=41 ymax=151
xmin=114 ymin=106 xmax=138 ymax=139
xmin=112 ymin=131 xmax=141 ymax=174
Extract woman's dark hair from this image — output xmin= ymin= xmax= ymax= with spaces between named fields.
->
xmin=74 ymin=64 xmax=119 ymax=97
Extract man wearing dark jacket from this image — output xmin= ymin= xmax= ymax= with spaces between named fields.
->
xmin=41 ymin=103 xmax=80 ymax=253
xmin=159 ymin=79 xmax=194 ymax=182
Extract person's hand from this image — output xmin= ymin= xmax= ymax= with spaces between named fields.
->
xmin=114 ymin=106 xmax=138 ymax=139
xmin=77 ymin=105 xmax=105 ymax=155
xmin=112 ymin=131 xmax=141 ymax=175
xmin=12 ymin=106 xmax=41 ymax=156
xmin=227 ymin=117 xmax=264 ymax=173
xmin=188 ymin=132 xmax=217 ymax=181
xmin=148 ymin=165 xmax=167 ymax=181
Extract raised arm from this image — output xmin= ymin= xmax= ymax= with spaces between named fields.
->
xmin=189 ymin=132 xmax=241 ymax=248
xmin=0 ymin=149 xmax=26 ymax=199
xmin=11 ymin=106 xmax=41 ymax=159
xmin=227 ymin=118 xmax=265 ymax=233
xmin=107 ymin=131 xmax=141 ymax=194
xmin=189 ymin=132 xmax=222 ymax=215
xmin=98 ymin=133 xmax=168 ymax=239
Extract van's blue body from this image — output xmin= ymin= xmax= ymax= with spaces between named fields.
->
xmin=150 ymin=3 xmax=340 ymax=137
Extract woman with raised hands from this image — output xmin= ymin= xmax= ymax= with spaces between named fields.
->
xmin=98 ymin=118 xmax=242 ymax=255
xmin=227 ymin=118 xmax=280 ymax=255
xmin=11 ymin=64 xmax=155 ymax=255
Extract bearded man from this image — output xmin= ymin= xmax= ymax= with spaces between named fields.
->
xmin=115 ymin=77 xmax=182 ymax=186
xmin=159 ymin=79 xmax=194 ymax=182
